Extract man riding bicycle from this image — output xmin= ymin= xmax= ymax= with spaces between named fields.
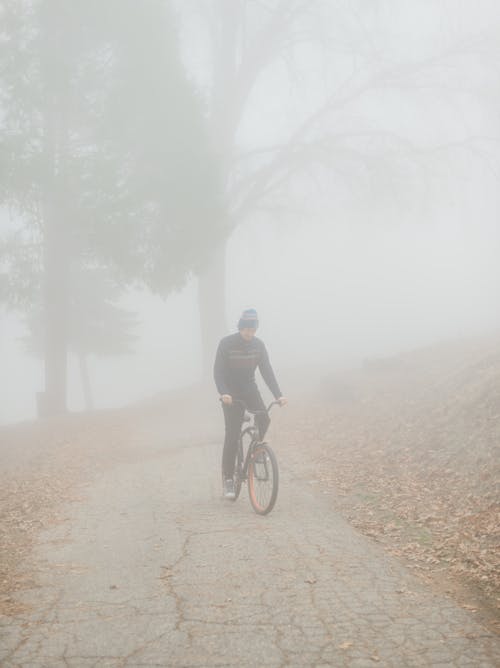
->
xmin=214 ymin=308 xmax=287 ymax=499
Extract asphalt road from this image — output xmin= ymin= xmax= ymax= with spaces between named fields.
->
xmin=1 ymin=425 xmax=499 ymax=667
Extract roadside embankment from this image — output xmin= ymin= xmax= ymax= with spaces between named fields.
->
xmin=281 ymin=335 xmax=500 ymax=630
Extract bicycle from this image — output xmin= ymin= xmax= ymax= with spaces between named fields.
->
xmin=223 ymin=399 xmax=281 ymax=515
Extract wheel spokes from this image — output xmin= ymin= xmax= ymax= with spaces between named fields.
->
xmin=249 ymin=448 xmax=275 ymax=511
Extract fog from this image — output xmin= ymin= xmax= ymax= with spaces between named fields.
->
xmin=1 ymin=0 xmax=500 ymax=424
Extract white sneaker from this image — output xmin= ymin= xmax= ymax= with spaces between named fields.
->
xmin=223 ymin=477 xmax=236 ymax=499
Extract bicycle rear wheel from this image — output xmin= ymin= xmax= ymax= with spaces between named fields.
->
xmin=248 ymin=444 xmax=279 ymax=515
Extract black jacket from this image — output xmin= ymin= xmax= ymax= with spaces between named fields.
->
xmin=214 ymin=333 xmax=282 ymax=399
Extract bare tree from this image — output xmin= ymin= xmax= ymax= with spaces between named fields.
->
xmin=177 ymin=0 xmax=500 ymax=376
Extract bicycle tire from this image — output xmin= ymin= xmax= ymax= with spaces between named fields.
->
xmin=248 ymin=444 xmax=279 ymax=515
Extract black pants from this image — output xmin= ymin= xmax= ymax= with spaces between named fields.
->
xmin=221 ymin=387 xmax=270 ymax=478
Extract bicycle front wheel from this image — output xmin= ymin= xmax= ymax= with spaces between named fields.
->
xmin=248 ymin=444 xmax=279 ymax=515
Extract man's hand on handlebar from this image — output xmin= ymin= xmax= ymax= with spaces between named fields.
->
xmin=277 ymin=396 xmax=288 ymax=407
xmin=220 ymin=394 xmax=233 ymax=405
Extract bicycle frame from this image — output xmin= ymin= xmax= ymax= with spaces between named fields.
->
xmin=233 ymin=400 xmax=280 ymax=482
xmin=237 ymin=425 xmax=259 ymax=481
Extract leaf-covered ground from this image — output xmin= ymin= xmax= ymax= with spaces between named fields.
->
xmin=0 ymin=415 xmax=123 ymax=616
xmin=0 ymin=391 xmax=219 ymax=617
xmin=282 ymin=335 xmax=500 ymax=630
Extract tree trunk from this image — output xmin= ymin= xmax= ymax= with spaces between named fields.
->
xmin=198 ymin=241 xmax=228 ymax=381
xmin=40 ymin=11 xmax=71 ymax=417
xmin=197 ymin=5 xmax=241 ymax=382
xmin=42 ymin=208 xmax=70 ymax=416
xmin=40 ymin=104 xmax=70 ymax=416
xmin=78 ymin=353 xmax=93 ymax=411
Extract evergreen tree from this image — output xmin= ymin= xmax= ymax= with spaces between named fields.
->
xmin=0 ymin=0 xmax=222 ymax=415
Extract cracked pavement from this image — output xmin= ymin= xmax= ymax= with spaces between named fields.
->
xmin=1 ymin=427 xmax=499 ymax=667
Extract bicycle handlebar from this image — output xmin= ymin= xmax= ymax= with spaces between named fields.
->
xmin=219 ymin=398 xmax=281 ymax=414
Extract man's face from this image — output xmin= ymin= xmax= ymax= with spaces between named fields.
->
xmin=239 ymin=327 xmax=257 ymax=342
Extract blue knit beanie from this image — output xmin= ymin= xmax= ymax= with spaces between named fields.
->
xmin=238 ymin=308 xmax=259 ymax=330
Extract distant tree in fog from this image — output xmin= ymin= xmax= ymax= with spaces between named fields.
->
xmin=177 ymin=0 xmax=500 ymax=375
xmin=0 ymin=0 xmax=221 ymax=415
xmin=22 ymin=265 xmax=138 ymax=411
